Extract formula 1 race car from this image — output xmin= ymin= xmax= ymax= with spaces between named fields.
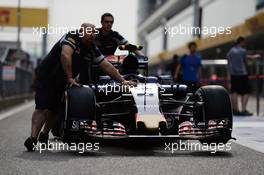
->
xmin=54 ymin=44 xmax=233 ymax=145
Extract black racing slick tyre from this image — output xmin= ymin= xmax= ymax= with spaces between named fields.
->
xmin=66 ymin=86 xmax=96 ymax=120
xmin=62 ymin=86 xmax=96 ymax=143
xmin=195 ymin=85 xmax=233 ymax=144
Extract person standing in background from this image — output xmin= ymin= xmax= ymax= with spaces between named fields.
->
xmin=227 ymin=36 xmax=261 ymax=116
xmin=171 ymin=54 xmax=181 ymax=82
xmin=174 ymin=42 xmax=202 ymax=92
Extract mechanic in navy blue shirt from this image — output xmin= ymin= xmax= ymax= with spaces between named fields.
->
xmin=174 ymin=42 xmax=202 ymax=92
xmin=24 ymin=23 xmax=136 ymax=152
xmin=95 ymin=13 xmax=143 ymax=56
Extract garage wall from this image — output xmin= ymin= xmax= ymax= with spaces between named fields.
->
xmin=146 ymin=26 xmax=163 ymax=57
xmin=166 ymin=5 xmax=194 ymax=50
xmin=145 ymin=4 xmax=194 ymax=56
xmin=201 ymin=0 xmax=256 ymax=38
xmin=0 ymin=0 xmax=50 ymax=57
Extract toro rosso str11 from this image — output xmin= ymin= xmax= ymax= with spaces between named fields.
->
xmin=53 ymin=44 xmax=233 ymax=145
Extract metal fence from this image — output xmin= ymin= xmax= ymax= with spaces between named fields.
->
xmin=0 ymin=62 xmax=33 ymax=98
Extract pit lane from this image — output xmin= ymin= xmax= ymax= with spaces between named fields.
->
xmin=0 ymin=103 xmax=264 ymax=175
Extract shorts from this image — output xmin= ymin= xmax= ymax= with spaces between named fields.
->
xmin=230 ymin=75 xmax=251 ymax=95
xmin=34 ymin=78 xmax=64 ymax=112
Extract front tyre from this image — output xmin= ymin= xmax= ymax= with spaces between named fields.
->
xmin=62 ymin=86 xmax=96 ymax=143
xmin=195 ymin=85 xmax=233 ymax=144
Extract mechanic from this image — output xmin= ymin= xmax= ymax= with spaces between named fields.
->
xmin=174 ymin=42 xmax=202 ymax=92
xmin=95 ymin=13 xmax=144 ymax=56
xmin=227 ymin=36 xmax=261 ymax=116
xmin=24 ymin=23 xmax=136 ymax=151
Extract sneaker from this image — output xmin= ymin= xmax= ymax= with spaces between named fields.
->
xmin=232 ymin=109 xmax=241 ymax=116
xmin=38 ymin=132 xmax=49 ymax=145
xmin=24 ymin=137 xmax=37 ymax=151
xmin=240 ymin=110 xmax=253 ymax=116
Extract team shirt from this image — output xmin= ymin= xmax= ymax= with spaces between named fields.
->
xmin=36 ymin=31 xmax=104 ymax=86
xmin=180 ymin=53 xmax=202 ymax=82
xmin=227 ymin=45 xmax=247 ymax=75
xmin=95 ymin=28 xmax=128 ymax=55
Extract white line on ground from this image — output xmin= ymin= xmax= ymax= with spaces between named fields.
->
xmin=232 ymin=138 xmax=264 ymax=154
xmin=233 ymin=122 xmax=264 ymax=128
xmin=0 ymin=100 xmax=34 ymax=121
xmin=232 ymin=116 xmax=264 ymax=153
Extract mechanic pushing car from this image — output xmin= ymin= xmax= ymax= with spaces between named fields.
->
xmin=24 ymin=23 xmax=136 ymax=151
xmin=95 ymin=13 xmax=144 ymax=56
